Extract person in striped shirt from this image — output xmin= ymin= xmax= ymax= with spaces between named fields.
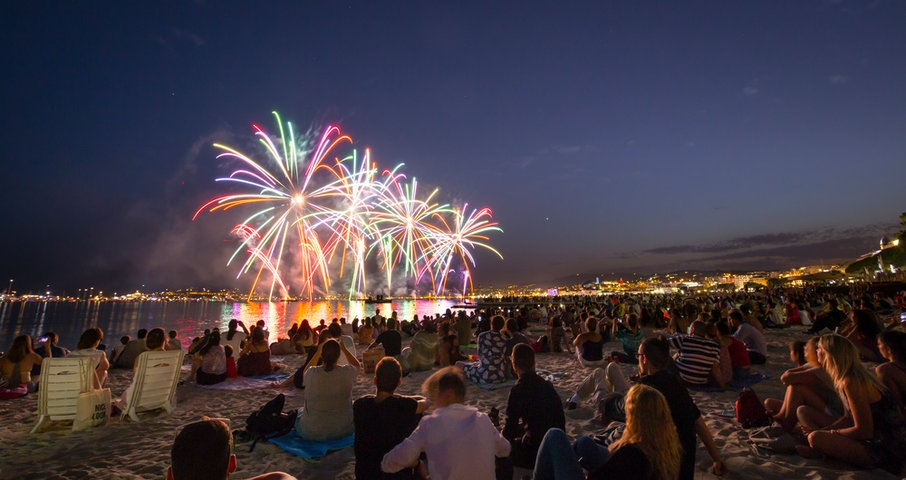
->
xmin=668 ymin=321 xmax=722 ymax=386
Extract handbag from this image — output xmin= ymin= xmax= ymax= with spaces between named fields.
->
xmin=73 ymin=388 xmax=111 ymax=431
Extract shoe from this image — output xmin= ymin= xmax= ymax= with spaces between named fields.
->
xmin=566 ymin=401 xmax=577 ymax=410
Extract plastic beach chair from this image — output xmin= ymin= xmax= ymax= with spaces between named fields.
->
xmin=31 ymin=357 xmax=93 ymax=433
xmin=121 ymin=350 xmax=184 ymax=422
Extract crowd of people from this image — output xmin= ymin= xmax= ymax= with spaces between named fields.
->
xmin=3 ymin=285 xmax=906 ymax=479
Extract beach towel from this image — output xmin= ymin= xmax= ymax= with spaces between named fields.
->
xmin=269 ymin=430 xmax=354 ymax=459
xmin=198 ymin=373 xmax=290 ymax=390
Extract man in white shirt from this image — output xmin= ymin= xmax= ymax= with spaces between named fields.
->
xmin=382 ymin=367 xmax=511 ymax=480
xmin=729 ymin=310 xmax=767 ymax=364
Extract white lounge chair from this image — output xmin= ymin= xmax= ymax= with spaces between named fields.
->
xmin=121 ymin=350 xmax=184 ymax=422
xmin=32 ymin=357 xmax=93 ymax=433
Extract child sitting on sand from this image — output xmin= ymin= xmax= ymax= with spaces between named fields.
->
xmin=224 ymin=345 xmax=238 ymax=378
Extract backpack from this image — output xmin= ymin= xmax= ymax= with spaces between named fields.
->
xmin=736 ymin=387 xmax=771 ymax=428
xmin=240 ymin=393 xmax=298 ymax=451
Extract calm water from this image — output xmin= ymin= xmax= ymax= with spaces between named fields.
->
xmin=0 ymin=299 xmax=467 ymax=351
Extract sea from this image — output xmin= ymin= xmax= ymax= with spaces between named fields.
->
xmin=0 ymin=299 xmax=468 ymax=352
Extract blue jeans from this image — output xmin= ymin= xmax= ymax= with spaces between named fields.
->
xmin=533 ymin=429 xmax=610 ymax=480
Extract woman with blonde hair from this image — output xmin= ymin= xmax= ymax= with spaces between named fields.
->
xmin=533 ymin=384 xmax=682 ymax=480
xmin=764 ymin=336 xmax=841 ymax=433
xmin=796 ymin=334 xmax=906 ymax=474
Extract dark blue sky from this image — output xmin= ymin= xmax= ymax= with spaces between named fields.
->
xmin=2 ymin=1 xmax=905 ymax=293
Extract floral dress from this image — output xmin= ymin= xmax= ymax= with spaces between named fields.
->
xmin=462 ymin=330 xmax=507 ymax=384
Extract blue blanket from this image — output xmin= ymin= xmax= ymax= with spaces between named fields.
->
xmin=269 ymin=431 xmax=354 ymax=459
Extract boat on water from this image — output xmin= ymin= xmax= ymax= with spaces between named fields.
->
xmin=363 ymin=295 xmax=392 ymax=304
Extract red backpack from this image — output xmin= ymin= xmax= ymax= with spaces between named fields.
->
xmin=736 ymin=387 xmax=771 ymax=428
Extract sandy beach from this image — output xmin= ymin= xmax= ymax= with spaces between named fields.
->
xmin=0 ymin=325 xmax=899 ymax=480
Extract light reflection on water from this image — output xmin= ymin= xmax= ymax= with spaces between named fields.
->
xmin=0 ymin=299 xmax=467 ymax=350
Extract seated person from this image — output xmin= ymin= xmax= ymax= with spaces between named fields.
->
xmin=573 ymin=317 xmax=607 ymax=368
xmin=38 ymin=331 xmax=69 ymax=358
xmin=108 ymin=335 xmax=131 ymax=365
xmin=716 ymin=321 xmax=750 ymax=382
xmin=116 ymin=328 xmax=169 ymax=410
xmin=369 ymin=328 xmax=402 ymax=357
xmin=166 ymin=330 xmax=182 ymax=351
xmin=115 ymin=329 xmax=148 ymax=369
xmin=400 ymin=322 xmax=440 ymax=372
xmin=876 ymin=330 xmax=906 ymax=408
xmin=533 ymin=384 xmax=682 ymax=480
xmin=567 ymin=358 xmax=631 ymax=411
xmin=269 ymin=331 xmax=297 ymax=356
xmin=168 ymin=418 xmax=296 ymax=480
xmin=796 ymin=334 xmax=906 ymax=475
xmin=358 ymin=318 xmax=375 ymax=345
xmin=193 ymin=331 xmax=227 ymax=385
xmin=354 ymin=357 xmax=429 ymax=480
xmin=224 ymin=345 xmax=238 ymax=378
xmin=548 ymin=315 xmax=573 ymax=354
xmin=381 ymin=367 xmax=511 ymax=480
xmin=729 ymin=310 xmax=767 ymax=365
xmin=611 ymin=314 xmax=645 ymax=363
xmin=597 ymin=337 xmax=727 ymax=479
xmin=295 ymin=339 xmax=360 ymax=441
xmin=223 ymin=319 xmax=250 ymax=356
xmin=842 ymin=310 xmax=884 ymax=363
xmin=504 ymin=344 xmax=565 ymax=469
xmin=0 ymin=335 xmax=43 ymax=392
xmin=238 ymin=327 xmax=274 ymax=376
xmin=503 ymin=318 xmax=531 ymax=377
xmin=321 ymin=323 xmax=358 ymax=366
xmin=458 ymin=316 xmax=508 ymax=384
xmin=293 ymin=321 xmax=317 ymax=354
xmin=504 ymin=319 xmax=530 ymax=357
xmin=808 ymin=298 xmax=847 ymax=334
xmin=454 ymin=313 xmax=472 ymax=346
xmin=668 ymin=321 xmax=721 ymax=386
xmin=790 ymin=340 xmax=806 ymax=366
xmin=436 ymin=323 xmax=461 ymax=366
xmin=69 ymin=327 xmax=110 ymax=389
xmin=763 ymin=336 xmax=840 ymax=433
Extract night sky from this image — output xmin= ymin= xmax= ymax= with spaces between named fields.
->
xmin=2 ymin=1 xmax=905 ymax=294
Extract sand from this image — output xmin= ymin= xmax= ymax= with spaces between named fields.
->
xmin=0 ymin=326 xmax=899 ymax=480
